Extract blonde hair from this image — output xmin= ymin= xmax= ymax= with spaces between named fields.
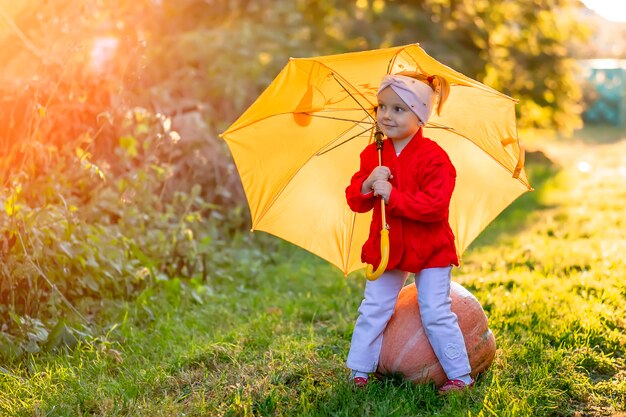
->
xmin=396 ymin=71 xmax=450 ymax=116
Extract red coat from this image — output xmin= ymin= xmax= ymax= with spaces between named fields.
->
xmin=345 ymin=128 xmax=459 ymax=273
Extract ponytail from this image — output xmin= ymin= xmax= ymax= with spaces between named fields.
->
xmin=396 ymin=71 xmax=450 ymax=116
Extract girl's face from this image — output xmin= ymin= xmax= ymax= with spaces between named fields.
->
xmin=376 ymin=87 xmax=421 ymax=142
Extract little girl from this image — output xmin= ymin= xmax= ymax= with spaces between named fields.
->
xmin=345 ymin=71 xmax=473 ymax=393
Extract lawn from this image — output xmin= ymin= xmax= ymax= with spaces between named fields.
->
xmin=1 ymin=129 xmax=625 ymax=416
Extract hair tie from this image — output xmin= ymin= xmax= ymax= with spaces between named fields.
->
xmin=427 ymin=76 xmax=434 ymax=83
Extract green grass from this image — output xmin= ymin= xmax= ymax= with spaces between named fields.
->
xmin=2 ymin=133 xmax=626 ymax=416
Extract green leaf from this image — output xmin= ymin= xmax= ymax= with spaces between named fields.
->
xmin=83 ymin=276 xmax=100 ymax=292
xmin=4 ymin=193 xmax=20 ymax=216
xmin=119 ymin=135 xmax=139 ymax=157
xmin=45 ymin=320 xmax=79 ymax=351
xmin=58 ymin=242 xmax=75 ymax=258
xmin=0 ymin=333 xmax=23 ymax=361
xmin=190 ymin=289 xmax=204 ymax=305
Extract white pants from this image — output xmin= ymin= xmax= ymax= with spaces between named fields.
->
xmin=346 ymin=267 xmax=471 ymax=379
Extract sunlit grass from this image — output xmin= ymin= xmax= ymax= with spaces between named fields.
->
xmin=2 ymin=132 xmax=626 ymax=416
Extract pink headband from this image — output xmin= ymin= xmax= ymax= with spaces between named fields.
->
xmin=377 ymin=74 xmax=435 ymax=125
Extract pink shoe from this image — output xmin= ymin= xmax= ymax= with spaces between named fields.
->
xmin=438 ymin=378 xmax=474 ymax=394
xmin=353 ymin=376 xmax=369 ymax=388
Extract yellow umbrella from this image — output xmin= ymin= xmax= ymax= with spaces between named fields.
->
xmin=221 ymin=43 xmax=531 ymax=276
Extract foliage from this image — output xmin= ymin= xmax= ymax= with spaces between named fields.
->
xmin=0 ymin=101 xmax=249 ymax=358
xmin=0 ymin=0 xmax=248 ymax=355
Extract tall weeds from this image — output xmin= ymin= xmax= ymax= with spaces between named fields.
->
xmin=0 ymin=1 xmax=250 ymax=360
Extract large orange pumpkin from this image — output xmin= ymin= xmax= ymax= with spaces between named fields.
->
xmin=377 ymin=282 xmax=496 ymax=386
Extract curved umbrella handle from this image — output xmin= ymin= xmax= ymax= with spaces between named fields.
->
xmin=365 ymin=126 xmax=390 ymax=281
xmin=365 ymin=228 xmax=390 ymax=281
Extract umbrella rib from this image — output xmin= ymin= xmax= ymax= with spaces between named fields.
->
xmin=222 ymin=110 xmax=373 ymax=137
xmin=426 ymin=121 xmax=531 ymax=189
xmin=306 ymin=112 xmax=375 ymax=126
xmin=316 ymin=124 xmax=374 ymax=156
xmin=299 ymin=58 xmax=378 ymax=115
xmin=316 ymin=112 xmax=374 ymax=155
xmin=330 ymin=74 xmax=377 ymax=123
xmin=398 ymin=46 xmax=430 ymax=75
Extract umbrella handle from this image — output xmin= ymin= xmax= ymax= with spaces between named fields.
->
xmin=365 ymin=228 xmax=390 ymax=281
xmin=365 ymin=128 xmax=390 ymax=281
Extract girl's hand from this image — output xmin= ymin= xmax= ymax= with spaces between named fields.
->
xmin=372 ymin=180 xmax=392 ymax=203
xmin=361 ymin=166 xmax=393 ymax=194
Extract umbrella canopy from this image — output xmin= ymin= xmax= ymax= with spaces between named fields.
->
xmin=222 ymin=43 xmax=531 ymax=276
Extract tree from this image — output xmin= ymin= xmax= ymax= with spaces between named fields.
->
xmin=293 ymin=0 xmax=590 ymax=133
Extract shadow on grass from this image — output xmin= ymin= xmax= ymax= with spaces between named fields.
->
xmin=299 ymin=378 xmax=437 ymax=417
xmin=467 ymin=149 xmax=560 ymax=251
xmin=294 ymin=374 xmax=487 ymax=417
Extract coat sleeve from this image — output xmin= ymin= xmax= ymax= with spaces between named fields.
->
xmin=386 ymin=152 xmax=456 ymax=222
xmin=345 ymin=148 xmax=376 ymax=213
